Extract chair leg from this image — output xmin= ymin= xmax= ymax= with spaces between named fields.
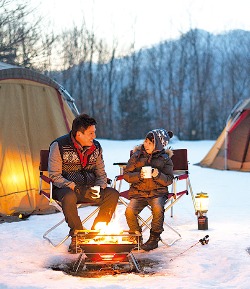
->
xmin=187 ymin=178 xmax=196 ymax=211
xmin=80 ymin=206 xmax=100 ymax=227
xmin=139 ymin=196 xmax=185 ymax=246
xmin=140 ymin=198 xmax=174 ymax=233
xmin=141 ymin=216 xmax=182 ymax=247
xmin=43 ymin=205 xmax=100 ymax=247
xmin=119 ymin=194 xmax=182 ymax=247
xmin=160 ymin=221 xmax=182 ymax=246
xmin=43 ymin=217 xmax=67 ymax=247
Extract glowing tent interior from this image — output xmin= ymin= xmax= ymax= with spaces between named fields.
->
xmin=0 ymin=62 xmax=78 ymax=215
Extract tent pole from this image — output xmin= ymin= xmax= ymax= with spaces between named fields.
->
xmin=224 ymin=128 xmax=228 ymax=170
xmin=224 ymin=100 xmax=244 ymax=170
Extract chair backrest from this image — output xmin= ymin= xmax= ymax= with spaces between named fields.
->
xmin=172 ymin=149 xmax=188 ymax=171
xmin=128 ymin=149 xmax=188 ymax=171
xmin=39 ymin=150 xmax=49 ymax=172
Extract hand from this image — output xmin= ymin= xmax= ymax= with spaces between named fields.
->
xmin=85 ymin=187 xmax=99 ymax=200
xmin=74 ymin=185 xmax=82 ymax=195
xmin=152 ymin=168 xmax=159 ymax=178
xmin=140 ymin=170 xmax=146 ymax=179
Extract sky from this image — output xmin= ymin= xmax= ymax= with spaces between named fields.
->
xmin=32 ymin=0 xmax=250 ymax=50
xmin=1 ymin=139 xmax=250 ymax=288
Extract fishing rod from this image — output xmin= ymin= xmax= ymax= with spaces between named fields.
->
xmin=170 ymin=235 xmax=209 ymax=262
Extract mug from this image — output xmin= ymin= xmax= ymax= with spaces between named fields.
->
xmin=91 ymin=186 xmax=101 ymax=199
xmin=141 ymin=166 xmax=152 ymax=178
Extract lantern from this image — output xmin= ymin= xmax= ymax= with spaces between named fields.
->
xmin=195 ymin=192 xmax=209 ymax=230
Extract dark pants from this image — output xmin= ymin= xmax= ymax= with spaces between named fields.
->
xmin=53 ymin=186 xmax=119 ymax=236
xmin=125 ymin=196 xmax=167 ymax=235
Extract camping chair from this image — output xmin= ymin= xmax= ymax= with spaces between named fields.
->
xmin=39 ymin=150 xmax=101 ymax=247
xmin=113 ymin=149 xmax=195 ymax=246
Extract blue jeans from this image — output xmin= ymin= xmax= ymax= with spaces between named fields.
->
xmin=125 ymin=196 xmax=167 ymax=234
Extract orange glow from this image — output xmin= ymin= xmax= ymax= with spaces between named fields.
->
xmin=11 ymin=175 xmax=18 ymax=184
xmin=89 ymin=253 xmax=128 ymax=262
xmin=94 ymin=218 xmax=124 ymax=244
xmin=2 ymin=149 xmax=37 ymax=194
xmin=94 ymin=219 xmax=123 ymax=235
xmin=99 ymin=254 xmax=115 ymax=261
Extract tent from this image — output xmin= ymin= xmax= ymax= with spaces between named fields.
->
xmin=197 ymin=98 xmax=250 ymax=171
xmin=0 ymin=62 xmax=78 ymax=215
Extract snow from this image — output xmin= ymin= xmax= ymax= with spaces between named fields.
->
xmin=1 ymin=139 xmax=250 ymax=288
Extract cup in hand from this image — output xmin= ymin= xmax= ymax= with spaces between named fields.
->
xmin=91 ymin=186 xmax=101 ymax=199
xmin=141 ymin=166 xmax=153 ymax=178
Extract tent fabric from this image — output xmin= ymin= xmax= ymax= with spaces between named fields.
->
xmin=197 ymin=98 xmax=250 ymax=171
xmin=0 ymin=63 xmax=76 ymax=215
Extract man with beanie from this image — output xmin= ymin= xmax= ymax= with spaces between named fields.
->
xmin=123 ymin=129 xmax=174 ymax=251
xmin=48 ymin=114 xmax=119 ymax=253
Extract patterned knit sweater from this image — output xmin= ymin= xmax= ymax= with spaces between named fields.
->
xmin=48 ymin=133 xmax=107 ymax=190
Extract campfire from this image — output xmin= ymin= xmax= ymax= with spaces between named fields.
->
xmin=73 ymin=221 xmax=141 ymax=273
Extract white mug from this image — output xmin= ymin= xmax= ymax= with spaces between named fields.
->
xmin=91 ymin=186 xmax=101 ymax=199
xmin=141 ymin=166 xmax=152 ymax=178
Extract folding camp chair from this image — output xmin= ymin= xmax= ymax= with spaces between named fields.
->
xmin=113 ymin=149 xmax=195 ymax=246
xmin=39 ymin=150 xmax=100 ymax=247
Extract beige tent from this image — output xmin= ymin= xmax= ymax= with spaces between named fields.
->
xmin=197 ymin=98 xmax=250 ymax=171
xmin=0 ymin=62 xmax=78 ymax=215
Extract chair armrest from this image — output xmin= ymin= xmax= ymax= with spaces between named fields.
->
xmin=40 ymin=174 xmax=53 ymax=184
xmin=113 ymin=162 xmax=127 ymax=166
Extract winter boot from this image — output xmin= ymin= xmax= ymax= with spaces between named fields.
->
xmin=140 ymin=232 xmax=160 ymax=251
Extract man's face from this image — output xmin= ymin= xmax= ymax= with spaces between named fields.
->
xmin=76 ymin=125 xmax=96 ymax=146
xmin=143 ymin=138 xmax=155 ymax=154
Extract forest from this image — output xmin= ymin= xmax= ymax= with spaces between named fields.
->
xmin=1 ymin=0 xmax=250 ymax=139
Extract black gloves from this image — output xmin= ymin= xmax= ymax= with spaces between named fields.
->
xmin=74 ymin=185 xmax=99 ymax=201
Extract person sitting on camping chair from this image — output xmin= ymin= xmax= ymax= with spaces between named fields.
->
xmin=48 ymin=113 xmax=119 ymax=253
xmin=123 ymin=129 xmax=174 ymax=251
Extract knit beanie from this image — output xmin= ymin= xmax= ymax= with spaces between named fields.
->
xmin=146 ymin=129 xmax=173 ymax=151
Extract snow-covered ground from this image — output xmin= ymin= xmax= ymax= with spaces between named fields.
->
xmin=1 ymin=139 xmax=250 ymax=288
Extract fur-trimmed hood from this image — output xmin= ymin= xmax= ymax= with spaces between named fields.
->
xmin=132 ymin=144 xmax=174 ymax=158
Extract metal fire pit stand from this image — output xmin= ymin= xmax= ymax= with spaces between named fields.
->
xmin=72 ymin=230 xmax=141 ymax=273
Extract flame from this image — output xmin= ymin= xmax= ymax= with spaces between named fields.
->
xmin=86 ymin=218 xmax=130 ymax=244
xmin=94 ymin=219 xmax=123 ymax=235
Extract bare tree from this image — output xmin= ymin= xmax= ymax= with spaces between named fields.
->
xmin=0 ymin=0 xmax=55 ymax=69
xmin=118 ymin=45 xmax=151 ymax=139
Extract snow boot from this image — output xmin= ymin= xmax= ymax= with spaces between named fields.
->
xmin=140 ymin=232 xmax=160 ymax=251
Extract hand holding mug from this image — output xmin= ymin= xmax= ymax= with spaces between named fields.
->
xmin=151 ymin=168 xmax=159 ymax=178
xmin=90 ymin=186 xmax=101 ymax=199
xmin=84 ymin=186 xmax=101 ymax=200
xmin=141 ymin=166 xmax=159 ymax=179
xmin=141 ymin=166 xmax=152 ymax=178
